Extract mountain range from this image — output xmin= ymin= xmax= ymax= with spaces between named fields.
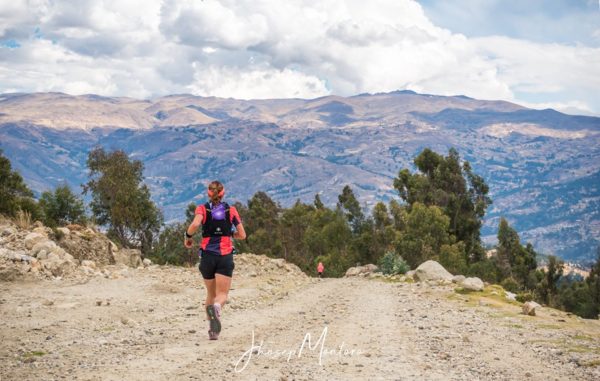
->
xmin=0 ymin=91 xmax=598 ymax=263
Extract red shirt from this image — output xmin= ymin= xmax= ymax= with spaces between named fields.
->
xmin=195 ymin=203 xmax=242 ymax=255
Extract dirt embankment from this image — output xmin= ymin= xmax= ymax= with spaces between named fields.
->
xmin=1 ymin=251 xmax=600 ymax=381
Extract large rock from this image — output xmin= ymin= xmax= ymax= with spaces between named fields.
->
xmin=30 ymin=239 xmax=58 ymax=257
xmin=452 ymin=275 xmax=466 ymax=283
xmin=413 ymin=260 xmax=453 ymax=282
xmin=345 ymin=264 xmax=378 ymax=277
xmin=41 ymin=253 xmax=76 ymax=277
xmin=113 ymin=249 xmax=142 ymax=268
xmin=461 ymin=277 xmax=484 ymax=291
xmin=24 ymin=232 xmax=46 ymax=250
xmin=505 ymin=291 xmax=517 ymax=301
xmin=522 ymin=301 xmax=542 ymax=316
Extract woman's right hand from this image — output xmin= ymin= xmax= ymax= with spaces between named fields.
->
xmin=184 ymin=238 xmax=193 ymax=248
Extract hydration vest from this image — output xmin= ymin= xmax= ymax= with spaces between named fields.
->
xmin=202 ymin=202 xmax=233 ymax=238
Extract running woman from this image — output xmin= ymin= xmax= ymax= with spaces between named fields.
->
xmin=184 ymin=181 xmax=246 ymax=340
xmin=317 ymin=262 xmax=324 ymax=278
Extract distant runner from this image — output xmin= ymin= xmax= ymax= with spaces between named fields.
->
xmin=184 ymin=181 xmax=246 ymax=340
xmin=317 ymin=262 xmax=324 ymax=278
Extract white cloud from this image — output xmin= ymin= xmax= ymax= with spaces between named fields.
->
xmin=188 ymin=65 xmax=329 ymax=99
xmin=0 ymin=0 xmax=598 ymax=114
xmin=473 ymin=36 xmax=600 ymax=93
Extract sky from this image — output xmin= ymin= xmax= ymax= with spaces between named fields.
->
xmin=0 ymin=0 xmax=599 ymax=115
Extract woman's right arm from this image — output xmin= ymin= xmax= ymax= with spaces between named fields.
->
xmin=184 ymin=214 xmax=203 ymax=248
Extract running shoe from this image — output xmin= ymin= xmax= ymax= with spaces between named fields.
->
xmin=206 ymin=304 xmax=222 ymax=334
xmin=208 ymin=330 xmax=219 ymax=340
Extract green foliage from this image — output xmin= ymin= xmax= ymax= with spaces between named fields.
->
xmin=305 ymin=206 xmax=357 ymax=277
xmin=516 ymin=291 xmax=535 ymax=303
xmin=279 ymin=200 xmax=314 ymax=272
xmin=83 ymin=147 xmax=163 ymax=256
xmin=39 ymin=185 xmax=86 ymax=227
xmin=557 ymin=250 xmax=600 ymax=319
xmin=0 ymin=150 xmax=38 ymax=218
xmin=536 ymin=255 xmax=564 ymax=306
xmin=378 ymin=251 xmax=409 ymax=275
xmin=337 ymin=185 xmax=365 ymax=233
xmin=467 ymin=258 xmax=503 ymax=284
xmin=500 ymin=277 xmax=521 ymax=293
xmin=151 ymin=222 xmax=198 ymax=265
xmin=313 ymin=194 xmax=324 ymax=210
xmin=439 ymin=242 xmax=467 ymax=275
xmin=393 ymin=148 xmax=491 ymax=260
xmin=395 ymin=202 xmax=453 ymax=268
xmin=238 ymin=191 xmax=282 ymax=257
xmin=496 ymin=218 xmax=537 ymax=288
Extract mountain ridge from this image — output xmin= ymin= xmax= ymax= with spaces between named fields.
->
xmin=1 ymin=91 xmax=598 ymax=262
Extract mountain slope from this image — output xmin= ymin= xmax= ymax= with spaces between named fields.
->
xmin=0 ymin=92 xmax=599 ymax=262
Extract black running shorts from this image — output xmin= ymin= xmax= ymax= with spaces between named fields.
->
xmin=199 ymin=251 xmax=235 ymax=279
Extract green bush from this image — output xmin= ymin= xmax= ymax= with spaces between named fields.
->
xmin=501 ymin=277 xmax=521 ymax=293
xmin=378 ymin=251 xmax=409 ymax=275
xmin=39 ymin=185 xmax=86 ymax=227
xmin=516 ymin=291 xmax=534 ymax=303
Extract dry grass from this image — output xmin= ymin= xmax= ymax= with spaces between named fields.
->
xmin=13 ymin=209 xmax=32 ymax=229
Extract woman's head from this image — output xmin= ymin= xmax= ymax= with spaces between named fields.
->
xmin=207 ymin=180 xmax=225 ymax=203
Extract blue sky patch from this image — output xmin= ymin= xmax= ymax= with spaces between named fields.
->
xmin=0 ymin=40 xmax=21 ymax=49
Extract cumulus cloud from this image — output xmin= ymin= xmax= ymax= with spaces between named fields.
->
xmin=188 ymin=65 xmax=329 ymax=99
xmin=0 ymin=0 xmax=598 ymax=113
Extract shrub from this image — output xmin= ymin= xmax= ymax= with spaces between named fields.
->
xmin=516 ymin=291 xmax=535 ymax=303
xmin=501 ymin=277 xmax=521 ymax=293
xmin=39 ymin=185 xmax=86 ymax=227
xmin=14 ymin=209 xmax=32 ymax=229
xmin=378 ymin=251 xmax=409 ymax=275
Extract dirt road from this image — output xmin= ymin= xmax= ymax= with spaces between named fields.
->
xmin=1 ymin=259 xmax=599 ymax=381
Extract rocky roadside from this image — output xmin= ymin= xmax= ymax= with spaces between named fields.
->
xmin=0 ymin=218 xmax=149 ymax=282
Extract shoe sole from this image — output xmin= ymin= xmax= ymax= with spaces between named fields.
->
xmin=206 ymin=305 xmax=221 ymax=333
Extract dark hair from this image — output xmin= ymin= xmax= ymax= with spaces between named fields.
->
xmin=208 ymin=180 xmax=224 ymax=203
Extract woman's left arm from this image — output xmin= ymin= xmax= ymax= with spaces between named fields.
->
xmin=233 ymin=223 xmax=246 ymax=240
